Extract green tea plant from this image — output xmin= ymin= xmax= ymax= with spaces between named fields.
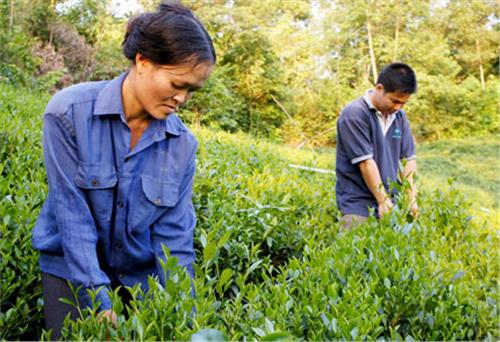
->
xmin=0 ymin=84 xmax=48 ymax=340
xmin=1 ymin=83 xmax=498 ymax=340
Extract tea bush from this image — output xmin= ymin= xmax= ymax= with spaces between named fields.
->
xmin=0 ymin=83 xmax=498 ymax=340
xmin=0 ymin=84 xmax=48 ymax=340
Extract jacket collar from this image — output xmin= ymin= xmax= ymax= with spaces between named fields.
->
xmin=93 ymin=72 xmax=184 ymax=137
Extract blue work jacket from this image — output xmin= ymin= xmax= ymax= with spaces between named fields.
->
xmin=32 ymin=72 xmax=197 ymax=310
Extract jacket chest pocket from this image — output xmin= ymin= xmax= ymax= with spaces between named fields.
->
xmin=74 ymin=163 xmax=117 ymax=224
xmin=129 ymin=175 xmax=180 ymax=231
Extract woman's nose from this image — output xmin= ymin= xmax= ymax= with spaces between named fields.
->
xmin=173 ymin=89 xmax=189 ymax=105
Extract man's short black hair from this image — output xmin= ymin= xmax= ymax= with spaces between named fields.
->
xmin=377 ymin=62 xmax=417 ymax=94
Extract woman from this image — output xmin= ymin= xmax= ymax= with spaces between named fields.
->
xmin=32 ymin=3 xmax=215 ymax=338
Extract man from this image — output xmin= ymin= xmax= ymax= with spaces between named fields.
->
xmin=335 ymin=62 xmax=418 ymax=230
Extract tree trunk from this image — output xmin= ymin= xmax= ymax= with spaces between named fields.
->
xmin=475 ymin=38 xmax=485 ymax=90
xmin=49 ymin=0 xmax=56 ymax=45
xmin=394 ymin=0 xmax=400 ymax=61
xmin=363 ymin=62 xmax=371 ymax=85
xmin=336 ymin=50 xmax=341 ymax=100
xmin=249 ymin=105 xmax=253 ymax=134
xmin=367 ymin=20 xmax=377 ymax=84
xmin=8 ymin=0 xmax=14 ymax=32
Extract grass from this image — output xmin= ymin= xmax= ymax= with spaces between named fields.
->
xmin=417 ymin=136 xmax=499 ymax=210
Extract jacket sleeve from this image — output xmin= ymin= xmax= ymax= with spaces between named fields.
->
xmin=151 ymin=141 xmax=197 ymax=284
xmin=43 ymin=112 xmax=111 ymax=310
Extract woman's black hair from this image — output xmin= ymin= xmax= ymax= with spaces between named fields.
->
xmin=122 ymin=2 xmax=216 ymax=66
xmin=377 ymin=62 xmax=417 ymax=94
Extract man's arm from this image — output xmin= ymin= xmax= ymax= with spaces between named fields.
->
xmin=400 ymin=159 xmax=418 ymax=217
xmin=358 ymin=159 xmax=392 ymax=217
xmin=399 ymin=111 xmax=418 ymax=217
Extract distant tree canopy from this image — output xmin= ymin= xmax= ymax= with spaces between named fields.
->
xmin=1 ymin=0 xmax=498 ymax=145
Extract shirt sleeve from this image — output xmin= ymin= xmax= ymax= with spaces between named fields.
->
xmin=43 ymin=113 xmax=111 ymax=310
xmin=151 ymin=141 xmax=197 ymax=284
xmin=337 ymin=112 xmax=374 ymax=164
xmin=400 ymin=113 xmax=416 ymax=161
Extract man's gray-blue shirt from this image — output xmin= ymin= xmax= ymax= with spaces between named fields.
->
xmin=335 ymin=91 xmax=416 ymax=217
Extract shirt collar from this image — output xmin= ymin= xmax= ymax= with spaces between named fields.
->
xmin=93 ymin=72 xmax=127 ymax=116
xmin=363 ymin=90 xmax=377 ymax=112
xmin=363 ymin=89 xmax=398 ymax=119
xmin=161 ymin=114 xmax=185 ymax=137
xmin=94 ymin=72 xmax=184 ymax=137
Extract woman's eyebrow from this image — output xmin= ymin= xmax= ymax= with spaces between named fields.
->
xmin=175 ymin=81 xmax=202 ymax=90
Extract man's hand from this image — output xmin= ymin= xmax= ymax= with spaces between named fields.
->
xmin=400 ymin=159 xmax=418 ymax=219
xmin=359 ymin=159 xmax=393 ymax=218
xmin=410 ymin=201 xmax=419 ymax=218
xmin=378 ymin=198 xmax=393 ymax=217
xmin=98 ymin=309 xmax=117 ymax=326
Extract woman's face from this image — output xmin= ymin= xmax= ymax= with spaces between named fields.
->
xmin=133 ymin=55 xmax=213 ymax=120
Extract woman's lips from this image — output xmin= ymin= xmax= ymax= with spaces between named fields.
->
xmin=162 ymin=104 xmax=176 ymax=113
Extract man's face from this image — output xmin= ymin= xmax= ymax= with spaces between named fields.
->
xmin=373 ymin=84 xmax=411 ymax=116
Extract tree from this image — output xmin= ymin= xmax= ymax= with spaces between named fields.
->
xmin=445 ymin=0 xmax=499 ymax=89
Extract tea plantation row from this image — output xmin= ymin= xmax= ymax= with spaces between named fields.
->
xmin=0 ymin=83 xmax=498 ymax=340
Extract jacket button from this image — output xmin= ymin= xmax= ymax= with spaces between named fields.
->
xmin=117 ymin=201 xmax=124 ymax=208
xmin=154 ymin=198 xmax=162 ymax=205
xmin=114 ymin=240 xmax=122 ymax=249
xmin=91 ymin=179 xmax=99 ymax=186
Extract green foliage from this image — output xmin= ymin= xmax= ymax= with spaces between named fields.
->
xmin=192 ymin=129 xmax=337 ymax=281
xmin=26 ymin=0 xmax=57 ymax=42
xmin=0 ymin=0 xmax=498 ymax=143
xmin=0 ymin=1 xmax=64 ymax=89
xmin=418 ymin=135 xmax=499 ymax=209
xmin=89 ymin=14 xmax=128 ymax=80
xmin=180 ymin=65 xmax=247 ymax=132
xmin=0 ymin=84 xmax=48 ymax=340
xmin=1 ymin=84 xmax=498 ymax=340
xmin=51 ymin=249 xmax=196 ymax=341
xmin=59 ymin=0 xmax=106 ymax=45
xmin=445 ymin=0 xmax=499 ymax=80
xmin=0 ymin=26 xmax=39 ymax=86
xmin=49 ymin=185 xmax=500 ymax=340
xmin=406 ymin=75 xmax=499 ymax=140
xmin=181 ymin=1 xmax=291 ymax=138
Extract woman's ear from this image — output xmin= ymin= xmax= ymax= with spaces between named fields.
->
xmin=135 ymin=53 xmax=151 ymax=74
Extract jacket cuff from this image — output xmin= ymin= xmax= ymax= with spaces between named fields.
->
xmin=78 ymin=285 xmax=112 ymax=311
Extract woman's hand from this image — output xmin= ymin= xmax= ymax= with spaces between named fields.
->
xmin=98 ymin=309 xmax=117 ymax=326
